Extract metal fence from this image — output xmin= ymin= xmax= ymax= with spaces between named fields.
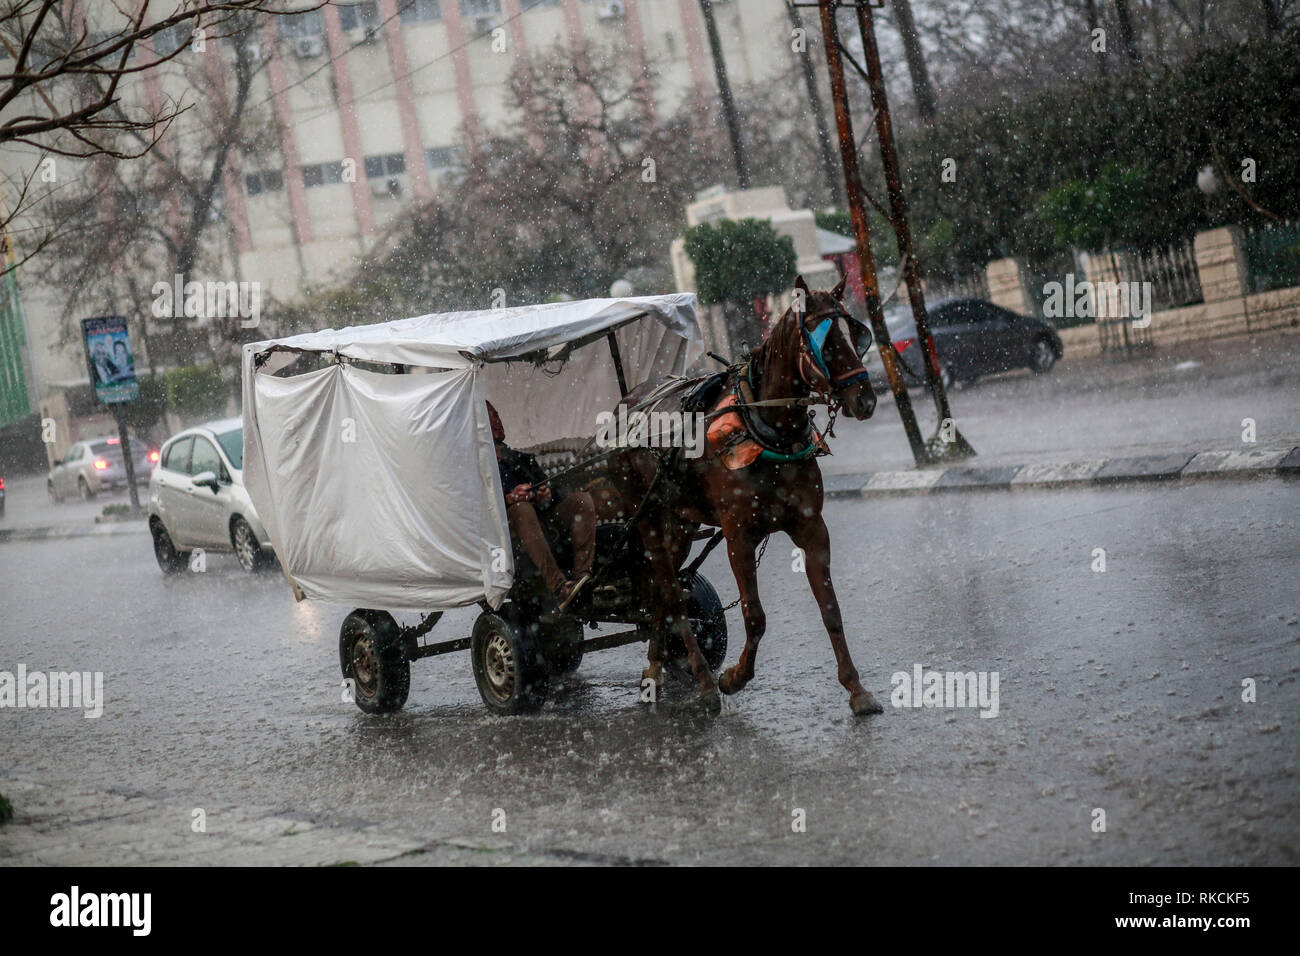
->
xmin=1027 ymin=249 xmax=1087 ymax=326
xmin=1242 ymin=219 xmax=1300 ymax=294
xmin=1119 ymin=240 xmax=1203 ymax=312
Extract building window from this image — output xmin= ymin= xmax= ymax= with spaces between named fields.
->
xmin=523 ymin=0 xmax=561 ymax=8
xmin=459 ymin=0 xmax=502 ymax=17
xmin=279 ymin=10 xmax=325 ymax=38
xmin=338 ymin=1 xmax=381 ymax=32
xmin=245 ymin=170 xmax=284 ymax=196
xmin=86 ymin=31 xmax=136 ymax=60
xmin=152 ymin=22 xmax=191 ymax=56
xmin=400 ymin=0 xmax=443 ymax=22
xmin=364 ymin=154 xmax=406 ymax=178
xmin=301 ymin=163 xmax=348 ymax=188
xmin=425 ymin=147 xmax=464 ymax=170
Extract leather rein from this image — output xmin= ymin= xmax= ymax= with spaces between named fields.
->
xmin=729 ymin=305 xmax=872 ymax=461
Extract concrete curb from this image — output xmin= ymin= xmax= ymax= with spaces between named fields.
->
xmin=0 ymin=522 xmax=150 ymax=543
xmin=825 ymin=444 xmax=1300 ymax=499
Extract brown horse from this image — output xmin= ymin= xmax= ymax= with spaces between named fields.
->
xmin=606 ymin=275 xmax=883 ymax=715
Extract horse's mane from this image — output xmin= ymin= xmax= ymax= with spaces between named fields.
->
xmin=757 ymin=305 xmax=804 ymax=389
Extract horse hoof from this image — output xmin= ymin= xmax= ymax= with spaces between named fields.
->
xmin=850 ymin=691 xmax=883 ymax=716
xmin=699 ymin=687 xmax=723 ymax=715
xmin=642 ymin=664 xmax=664 ymax=686
xmin=718 ymin=668 xmax=741 ymax=695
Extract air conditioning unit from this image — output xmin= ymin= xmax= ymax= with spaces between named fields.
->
xmin=243 ymin=41 xmax=261 ymax=63
xmin=293 ymin=36 xmax=324 ymax=58
xmin=598 ymin=0 xmax=625 ymax=19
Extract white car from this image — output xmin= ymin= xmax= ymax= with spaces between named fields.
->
xmin=147 ymin=417 xmax=275 ymax=574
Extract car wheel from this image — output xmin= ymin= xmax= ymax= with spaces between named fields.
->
xmin=939 ymin=361 xmax=956 ymax=390
xmin=151 ymin=519 xmax=189 ymax=575
xmin=231 ymin=516 xmax=270 ymax=573
xmin=1030 ymin=337 xmax=1057 ymax=374
xmin=48 ymin=480 xmax=60 ymax=504
xmin=78 ymin=476 xmax=94 ymax=499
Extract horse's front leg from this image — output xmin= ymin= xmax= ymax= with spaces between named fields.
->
xmin=791 ymin=516 xmax=882 ymax=716
xmin=717 ymin=522 xmax=764 ymax=696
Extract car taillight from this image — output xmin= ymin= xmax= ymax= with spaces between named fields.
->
xmin=893 ymin=337 xmax=915 ymax=353
xmin=93 ymin=458 xmax=109 ymax=470
xmin=0 ymin=477 xmax=5 ymax=489
xmin=148 ymin=450 xmax=160 ymax=463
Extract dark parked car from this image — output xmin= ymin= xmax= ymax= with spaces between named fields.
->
xmin=881 ymin=297 xmax=1063 ymax=389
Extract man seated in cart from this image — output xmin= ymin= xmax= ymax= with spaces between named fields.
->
xmin=487 ymin=401 xmax=596 ymax=610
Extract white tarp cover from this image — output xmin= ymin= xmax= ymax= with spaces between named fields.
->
xmin=241 ymin=295 xmax=699 ymax=611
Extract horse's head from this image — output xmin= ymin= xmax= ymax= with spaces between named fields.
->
xmin=789 ymin=274 xmax=877 ymax=421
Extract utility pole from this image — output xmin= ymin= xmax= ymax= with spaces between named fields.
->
xmin=846 ymin=0 xmax=974 ymax=461
xmin=698 ymin=0 xmax=750 ymax=189
xmin=815 ymin=0 xmax=927 ymax=465
xmin=786 ymin=1 xmax=840 ymax=207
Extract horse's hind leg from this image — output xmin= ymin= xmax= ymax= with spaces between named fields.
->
xmin=718 ymin=525 xmax=764 ymax=696
xmin=791 ymin=516 xmax=882 ymax=716
xmin=640 ymin=518 xmax=720 ymax=712
xmin=642 ymin=629 xmax=667 ymax=688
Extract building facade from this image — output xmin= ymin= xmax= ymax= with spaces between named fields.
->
xmin=0 ymin=0 xmax=790 ymax=446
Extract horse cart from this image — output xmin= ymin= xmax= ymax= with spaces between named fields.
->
xmin=241 ymin=294 xmax=728 ymax=715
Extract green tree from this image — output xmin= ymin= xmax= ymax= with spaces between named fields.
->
xmin=1038 ymin=164 xmax=1149 ymax=251
xmin=682 ymin=218 xmax=796 ymax=306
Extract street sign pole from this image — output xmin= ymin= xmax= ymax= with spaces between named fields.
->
xmin=114 ymin=401 xmax=141 ymax=514
xmin=81 ymin=315 xmax=142 ymax=514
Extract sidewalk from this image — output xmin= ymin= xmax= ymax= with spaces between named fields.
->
xmin=820 ymin=330 xmax=1300 ymax=492
xmin=824 ymin=440 xmax=1299 ymax=499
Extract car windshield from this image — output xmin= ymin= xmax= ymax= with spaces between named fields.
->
xmin=215 ymin=428 xmax=243 ymax=470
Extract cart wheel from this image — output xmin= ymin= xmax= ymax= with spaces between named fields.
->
xmin=542 ymin=619 xmax=585 ymax=676
xmin=666 ymin=572 xmax=729 ymax=672
xmin=471 ymin=612 xmax=549 ymax=714
xmin=339 ymin=610 xmax=410 ymax=715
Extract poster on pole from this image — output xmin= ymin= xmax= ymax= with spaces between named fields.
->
xmin=82 ymin=315 xmax=138 ymax=404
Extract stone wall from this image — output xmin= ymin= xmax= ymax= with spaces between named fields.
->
xmin=985 ymin=225 xmax=1300 ymax=363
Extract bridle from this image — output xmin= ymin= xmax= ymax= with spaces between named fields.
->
xmin=795 ymin=305 xmax=872 ymax=397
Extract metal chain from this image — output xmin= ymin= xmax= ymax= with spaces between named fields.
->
xmin=720 ymin=534 xmax=771 ymax=612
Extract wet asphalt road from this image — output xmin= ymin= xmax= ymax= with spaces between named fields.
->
xmin=836 ymin=331 xmax=1300 ymax=474
xmin=2 ymin=480 xmax=1297 ymax=865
